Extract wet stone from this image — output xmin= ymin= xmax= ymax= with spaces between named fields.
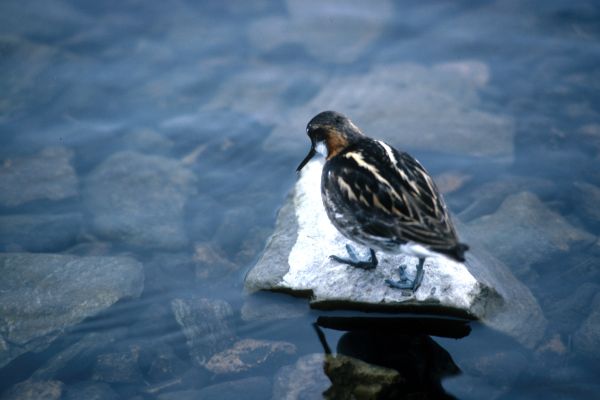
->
xmin=572 ymin=181 xmax=600 ymax=229
xmin=32 ymin=328 xmax=128 ymax=381
xmin=83 ymin=151 xmax=196 ymax=250
xmin=62 ymin=382 xmax=118 ymax=400
xmin=156 ymin=377 xmax=271 ymax=400
xmin=263 ymin=62 xmax=514 ymax=158
xmin=1 ymin=379 xmax=64 ymax=400
xmin=91 ymin=345 xmax=143 ymax=384
xmin=140 ymin=344 xmax=189 ymax=383
xmin=544 ymin=282 xmax=600 ymax=335
xmin=573 ymin=293 xmax=600 ymax=361
xmin=245 ymin=160 xmax=548 ymax=348
xmin=0 ymin=254 xmax=143 ymax=368
xmin=248 ymin=0 xmax=393 ymax=63
xmin=0 ymin=213 xmax=82 ymax=252
xmin=0 ymin=147 xmax=78 ymax=207
xmin=204 ymin=338 xmax=296 ymax=375
xmin=193 ymin=242 xmax=239 ymax=281
xmin=272 ymin=353 xmax=330 ymax=400
xmin=457 ymin=176 xmax=556 ymax=222
xmin=323 ymin=354 xmax=404 ymax=400
xmin=171 ymin=297 xmax=235 ymax=368
xmin=466 ymin=191 xmax=596 ymax=280
xmin=241 ymin=293 xmax=308 ymax=323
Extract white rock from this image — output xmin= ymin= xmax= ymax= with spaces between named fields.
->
xmin=245 ymin=160 xmax=547 ymax=348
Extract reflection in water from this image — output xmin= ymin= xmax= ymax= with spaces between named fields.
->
xmin=314 ymin=317 xmax=467 ymax=399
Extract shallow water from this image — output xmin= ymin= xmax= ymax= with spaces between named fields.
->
xmin=1 ymin=0 xmax=600 ymax=399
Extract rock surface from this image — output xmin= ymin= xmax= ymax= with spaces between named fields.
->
xmin=1 ymin=379 xmax=64 ymax=400
xmin=262 ymin=62 xmax=513 ymax=158
xmin=83 ymin=151 xmax=196 ymax=250
xmin=573 ymin=293 xmax=600 ymax=361
xmin=466 ymin=191 xmax=596 ymax=279
xmin=204 ymin=338 xmax=296 ymax=374
xmin=156 ymin=377 xmax=271 ymax=400
xmin=248 ymin=0 xmax=393 ymax=63
xmin=245 ymin=160 xmax=547 ymax=348
xmin=0 ymin=253 xmax=144 ymax=368
xmin=171 ymin=297 xmax=235 ymax=367
xmin=0 ymin=213 xmax=82 ymax=252
xmin=0 ymin=147 xmax=78 ymax=207
xmin=323 ymin=354 xmax=404 ymax=400
xmin=62 ymin=382 xmax=119 ymax=400
xmin=272 ymin=354 xmax=330 ymax=400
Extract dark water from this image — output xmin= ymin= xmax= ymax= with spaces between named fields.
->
xmin=1 ymin=0 xmax=600 ymax=399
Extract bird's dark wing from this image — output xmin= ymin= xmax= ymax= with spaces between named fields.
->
xmin=324 ymin=139 xmax=461 ymax=253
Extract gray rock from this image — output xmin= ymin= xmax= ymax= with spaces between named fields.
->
xmin=0 ymin=213 xmax=82 ymax=252
xmin=1 ymin=379 xmax=64 ymax=400
xmin=171 ymin=297 xmax=235 ymax=367
xmin=91 ymin=345 xmax=143 ymax=384
xmin=0 ymin=147 xmax=78 ymax=207
xmin=544 ymin=282 xmax=600 ymax=335
xmin=323 ymin=354 xmax=404 ymax=400
xmin=204 ymin=339 xmax=296 ymax=375
xmin=241 ymin=293 xmax=308 ymax=323
xmin=84 ymin=151 xmax=196 ymax=250
xmin=63 ymin=382 xmax=118 ymax=400
xmin=32 ymin=328 xmax=128 ymax=381
xmin=457 ymin=176 xmax=555 ymax=222
xmin=573 ymin=293 xmax=600 ymax=361
xmin=245 ymin=160 xmax=547 ymax=348
xmin=263 ymin=62 xmax=513 ymax=158
xmin=572 ymin=181 xmax=600 ymax=227
xmin=157 ymin=377 xmax=272 ymax=400
xmin=0 ymin=253 xmax=143 ymax=368
xmin=248 ymin=0 xmax=393 ymax=63
xmin=272 ymin=354 xmax=330 ymax=400
xmin=466 ymin=191 xmax=596 ymax=279
xmin=193 ymin=242 xmax=239 ymax=281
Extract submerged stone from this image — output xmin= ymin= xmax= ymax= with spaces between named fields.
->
xmin=0 ymin=212 xmax=82 ymax=252
xmin=0 ymin=147 xmax=78 ymax=207
xmin=83 ymin=151 xmax=196 ymax=250
xmin=272 ymin=354 xmax=330 ymax=400
xmin=2 ymin=379 xmax=64 ymax=400
xmin=204 ymin=338 xmax=296 ymax=375
xmin=245 ymin=160 xmax=547 ymax=348
xmin=170 ymin=297 xmax=235 ymax=368
xmin=0 ymin=253 xmax=144 ymax=368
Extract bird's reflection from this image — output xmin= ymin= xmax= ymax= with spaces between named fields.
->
xmin=314 ymin=315 xmax=468 ymax=399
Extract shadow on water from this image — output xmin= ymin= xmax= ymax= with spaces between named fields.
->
xmin=312 ymin=315 xmax=468 ymax=399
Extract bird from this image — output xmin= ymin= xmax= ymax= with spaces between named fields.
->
xmin=296 ymin=110 xmax=468 ymax=292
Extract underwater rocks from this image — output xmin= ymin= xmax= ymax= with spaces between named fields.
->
xmin=0 ymin=147 xmax=78 ymax=207
xmin=0 ymin=253 xmax=144 ymax=368
xmin=0 ymin=212 xmax=82 ymax=252
xmin=84 ymin=151 xmax=196 ymax=250
xmin=204 ymin=339 xmax=296 ymax=375
xmin=573 ymin=293 xmax=600 ymax=361
xmin=170 ymin=297 xmax=235 ymax=368
xmin=248 ymin=0 xmax=393 ymax=63
xmin=263 ymin=62 xmax=514 ymax=158
xmin=466 ymin=191 xmax=596 ymax=280
xmin=1 ymin=379 xmax=64 ymax=400
xmin=245 ymin=160 xmax=547 ymax=348
xmin=272 ymin=354 xmax=330 ymax=400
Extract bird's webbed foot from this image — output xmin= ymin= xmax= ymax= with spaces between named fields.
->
xmin=330 ymin=244 xmax=378 ymax=270
xmin=386 ymin=257 xmax=425 ymax=292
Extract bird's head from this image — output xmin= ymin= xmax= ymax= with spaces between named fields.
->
xmin=296 ymin=111 xmax=363 ymax=172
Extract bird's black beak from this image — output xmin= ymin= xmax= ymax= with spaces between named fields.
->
xmin=296 ymin=145 xmax=316 ymax=172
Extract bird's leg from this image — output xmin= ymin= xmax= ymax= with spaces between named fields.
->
xmin=386 ymin=257 xmax=425 ymax=291
xmin=330 ymin=244 xmax=378 ymax=270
